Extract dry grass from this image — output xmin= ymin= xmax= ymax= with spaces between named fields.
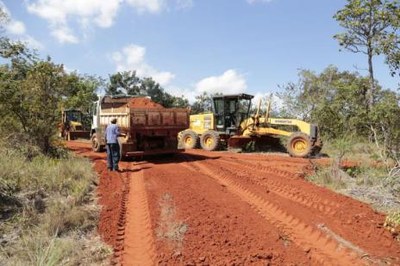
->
xmin=0 ymin=143 xmax=111 ymax=265
xmin=308 ymin=139 xmax=400 ymax=238
xmin=156 ymin=193 xmax=188 ymax=250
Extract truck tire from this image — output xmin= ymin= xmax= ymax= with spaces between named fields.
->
xmin=287 ymin=132 xmax=312 ymax=158
xmin=119 ymin=142 xmax=130 ymax=162
xmin=200 ymin=130 xmax=221 ymax=151
xmin=180 ymin=130 xmax=199 ymax=149
xmin=91 ymin=133 xmax=102 ymax=152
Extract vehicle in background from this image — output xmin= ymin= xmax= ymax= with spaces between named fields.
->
xmin=179 ymin=93 xmax=322 ymax=158
xmin=60 ymin=109 xmax=91 ymax=140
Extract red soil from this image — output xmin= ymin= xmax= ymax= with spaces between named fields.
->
xmin=67 ymin=142 xmax=400 ymax=265
xmin=127 ymin=97 xmax=164 ymax=108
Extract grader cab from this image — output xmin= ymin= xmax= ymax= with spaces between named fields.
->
xmin=179 ymin=93 xmax=322 ymax=158
xmin=60 ymin=109 xmax=91 ymax=140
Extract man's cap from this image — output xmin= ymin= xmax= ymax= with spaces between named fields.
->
xmin=111 ymin=118 xmax=117 ymax=123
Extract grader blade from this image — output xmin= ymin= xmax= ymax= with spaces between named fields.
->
xmin=228 ymin=136 xmax=252 ymax=149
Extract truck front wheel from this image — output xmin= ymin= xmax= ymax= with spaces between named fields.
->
xmin=91 ymin=133 xmax=102 ymax=152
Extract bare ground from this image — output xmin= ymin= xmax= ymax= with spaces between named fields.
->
xmin=67 ymin=141 xmax=400 ymax=265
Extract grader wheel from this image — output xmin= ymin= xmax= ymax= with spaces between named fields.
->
xmin=287 ymin=132 xmax=312 ymax=158
xmin=180 ymin=130 xmax=199 ymax=149
xmin=200 ymin=130 xmax=221 ymax=151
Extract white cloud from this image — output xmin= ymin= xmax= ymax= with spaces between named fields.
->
xmin=6 ymin=20 xmax=26 ymax=35
xmin=27 ymin=0 xmax=122 ymax=44
xmin=126 ymin=0 xmax=164 ymax=13
xmin=51 ymin=25 xmax=79 ymax=44
xmin=26 ymin=0 xmax=193 ymax=44
xmin=126 ymin=0 xmax=193 ymax=13
xmin=111 ymin=44 xmax=175 ymax=86
xmin=0 ymin=1 xmax=43 ymax=49
xmin=195 ymin=69 xmax=247 ymax=95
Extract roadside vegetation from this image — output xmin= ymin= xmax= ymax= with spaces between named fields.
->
xmin=0 ymin=138 xmax=112 ymax=265
xmin=271 ymin=0 xmax=400 ymax=238
xmin=308 ymin=138 xmax=400 ymax=240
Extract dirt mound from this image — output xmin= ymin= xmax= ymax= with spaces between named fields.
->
xmin=127 ymin=97 xmax=164 ymax=108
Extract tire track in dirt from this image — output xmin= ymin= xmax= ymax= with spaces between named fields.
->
xmin=180 ymin=157 xmax=364 ymax=265
xmin=210 ymin=153 xmax=400 ymax=263
xmin=121 ymin=164 xmax=156 ymax=265
xmin=144 ymin=157 xmax=311 ymax=265
xmin=110 ymin=170 xmax=130 ymax=265
xmin=216 ymin=159 xmax=340 ymax=216
xmin=219 ymin=156 xmax=301 ymax=178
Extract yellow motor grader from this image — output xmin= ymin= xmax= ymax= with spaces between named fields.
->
xmin=60 ymin=109 xmax=91 ymax=140
xmin=179 ymin=93 xmax=322 ymax=158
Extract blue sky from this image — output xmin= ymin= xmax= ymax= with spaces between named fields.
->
xmin=1 ymin=0 xmax=398 ymax=102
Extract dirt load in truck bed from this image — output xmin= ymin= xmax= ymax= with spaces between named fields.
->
xmin=127 ymin=97 xmax=164 ymax=108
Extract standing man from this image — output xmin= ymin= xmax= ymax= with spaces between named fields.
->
xmin=105 ymin=118 xmax=123 ymax=171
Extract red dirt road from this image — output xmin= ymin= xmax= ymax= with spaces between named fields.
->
xmin=67 ymin=141 xmax=400 ymax=265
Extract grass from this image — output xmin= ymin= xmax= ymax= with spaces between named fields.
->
xmin=0 ymin=141 xmax=111 ymax=265
xmin=307 ymin=138 xmax=400 ymax=238
xmin=156 ymin=193 xmax=188 ymax=251
xmin=385 ymin=212 xmax=400 ymax=241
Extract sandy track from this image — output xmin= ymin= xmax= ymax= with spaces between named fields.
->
xmin=122 ymin=164 xmax=156 ymax=265
xmin=67 ymin=142 xmax=400 ymax=265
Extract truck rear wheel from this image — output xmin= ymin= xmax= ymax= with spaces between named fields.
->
xmin=287 ymin=132 xmax=312 ymax=158
xmin=91 ymin=133 xmax=102 ymax=152
xmin=181 ymin=130 xmax=199 ymax=149
xmin=119 ymin=142 xmax=128 ymax=162
xmin=200 ymin=130 xmax=221 ymax=151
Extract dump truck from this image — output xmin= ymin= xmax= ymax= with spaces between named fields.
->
xmin=179 ymin=93 xmax=322 ymax=158
xmin=60 ymin=109 xmax=91 ymax=140
xmin=90 ymin=95 xmax=189 ymax=160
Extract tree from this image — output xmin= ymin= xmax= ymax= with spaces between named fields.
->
xmin=190 ymin=92 xmax=214 ymax=114
xmin=277 ymin=66 xmax=372 ymax=139
xmin=107 ymin=71 xmax=140 ymax=95
xmin=0 ymin=28 xmax=98 ymax=155
xmin=369 ymin=90 xmax=400 ymax=168
xmin=0 ymin=49 xmax=67 ymax=154
xmin=334 ymin=0 xmax=400 ymax=108
xmin=62 ymin=73 xmax=100 ymax=113
xmin=106 ymin=71 xmax=188 ymax=108
xmin=139 ymin=77 xmax=188 ymax=108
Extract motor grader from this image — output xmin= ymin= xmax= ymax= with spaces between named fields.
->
xmin=60 ymin=109 xmax=91 ymax=140
xmin=179 ymin=93 xmax=322 ymax=158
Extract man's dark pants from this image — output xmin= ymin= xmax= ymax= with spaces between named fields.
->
xmin=106 ymin=143 xmax=120 ymax=171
